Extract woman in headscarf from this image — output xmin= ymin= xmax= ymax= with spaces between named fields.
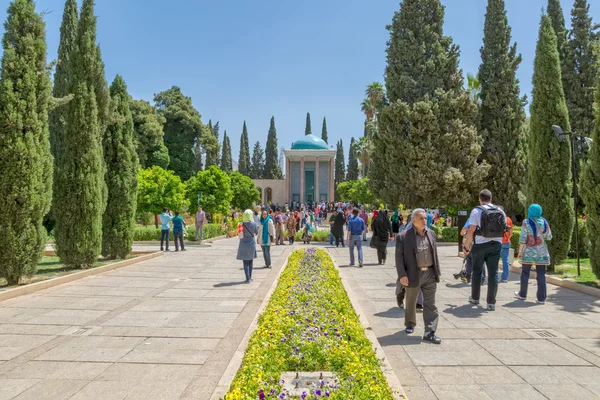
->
xmin=391 ymin=210 xmax=401 ymax=235
xmin=332 ymin=208 xmax=346 ymax=247
xmin=371 ymin=209 xmax=392 ymax=264
xmin=515 ymin=204 xmax=552 ymax=304
xmin=237 ymin=210 xmax=259 ymax=283
xmin=287 ymin=211 xmax=297 ymax=245
xmin=258 ymin=209 xmax=275 ymax=269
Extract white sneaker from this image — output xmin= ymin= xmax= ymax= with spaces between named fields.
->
xmin=514 ymin=292 xmax=526 ymax=300
xmin=535 ymin=300 xmax=545 ymax=304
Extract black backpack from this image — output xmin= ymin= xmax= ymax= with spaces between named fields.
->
xmin=476 ymin=205 xmax=508 ymax=238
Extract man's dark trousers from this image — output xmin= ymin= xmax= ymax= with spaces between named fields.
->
xmin=405 ymin=269 xmax=438 ymax=331
xmin=160 ymin=229 xmax=170 ymax=250
xmin=471 ymin=241 xmax=501 ymax=304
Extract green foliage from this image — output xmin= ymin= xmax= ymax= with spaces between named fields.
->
xmin=346 ymin=137 xmax=360 ymax=181
xmin=54 ymin=0 xmax=107 ymax=268
xmin=305 ymin=112 xmax=312 ymax=135
xmin=186 ymin=166 xmax=233 ymax=215
xmin=137 ymin=166 xmax=188 ymax=215
xmin=337 ymin=179 xmax=375 ymax=204
xmin=321 ymin=117 xmax=328 ymax=143
xmin=204 ymin=120 xmax=220 ymax=168
xmin=133 ymin=223 xmax=225 ymax=241
xmin=478 ymin=0 xmax=527 ymax=216
xmin=250 ymin=141 xmax=265 ymax=179
xmin=569 ymin=219 xmax=589 ymax=259
xmin=511 ymin=226 xmax=521 ymax=251
xmin=580 ymin=75 xmax=600 ymax=278
xmin=438 ymin=227 xmax=459 ymax=242
xmin=238 ymin=121 xmax=251 ymax=176
xmin=264 ymin=117 xmax=283 ymax=179
xmin=230 ymin=171 xmax=260 ymax=210
xmin=384 ymin=0 xmax=462 ymax=105
xmin=528 ymin=14 xmax=574 ymax=265
xmin=294 ymin=230 xmax=332 ymax=242
xmin=129 ymin=99 xmax=166 ymax=168
xmin=547 ymin=0 xmax=568 ymax=69
xmin=334 ymin=139 xmax=346 ymax=197
xmin=220 ymin=130 xmax=233 ymax=173
xmin=154 ymin=86 xmax=208 ymax=181
xmin=0 ymin=0 xmax=53 ymax=285
xmin=101 ymin=75 xmax=138 ymax=260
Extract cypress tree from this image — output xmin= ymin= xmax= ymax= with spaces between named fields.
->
xmin=305 ymin=112 xmax=312 ymax=135
xmin=528 ymin=14 xmax=573 ymax=266
xmin=0 ymin=0 xmax=53 ymax=285
xmin=49 ymin=0 xmax=78 ymax=163
xmin=373 ymin=0 xmax=488 ymax=207
xmin=347 ymin=137 xmax=359 ymax=180
xmin=102 ymin=75 xmax=138 ymax=259
xmin=478 ymin=0 xmax=527 ymax=215
xmin=563 ymin=0 xmax=598 ymax=147
xmin=335 ymin=139 xmax=346 ymax=193
xmin=54 ymin=0 xmax=107 ymax=267
xmin=547 ymin=0 xmax=568 ymax=72
xmin=264 ymin=117 xmax=283 ymax=179
xmin=580 ymin=75 xmax=600 ymax=278
xmin=321 ymin=117 xmax=328 ymax=143
xmin=129 ymin=99 xmax=166 ymax=168
xmin=238 ymin=121 xmax=251 ymax=176
xmin=220 ymin=130 xmax=233 ymax=173
xmin=205 ymin=119 xmax=220 ymax=168
xmin=251 ymin=141 xmax=265 ymax=179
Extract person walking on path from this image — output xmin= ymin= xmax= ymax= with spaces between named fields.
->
xmin=396 ymin=208 xmax=442 ymax=344
xmin=237 ymin=210 xmax=259 ymax=283
xmin=371 ymin=210 xmax=392 ymax=264
xmin=287 ymin=212 xmax=297 ymax=244
xmin=500 ymin=206 xmax=514 ymax=283
xmin=194 ymin=206 xmax=206 ymax=242
xmin=258 ymin=209 xmax=275 ymax=269
xmin=391 ymin=210 xmax=401 ymax=235
xmin=275 ymin=209 xmax=285 ymax=245
xmin=514 ymin=204 xmax=552 ymax=304
xmin=359 ymin=208 xmax=369 ymax=241
xmin=464 ymin=189 xmax=508 ymax=311
xmin=159 ymin=208 xmax=173 ymax=251
xmin=460 ymin=218 xmax=487 ymax=285
xmin=332 ymin=209 xmax=346 ymax=247
xmin=347 ymin=208 xmax=366 ymax=267
xmin=172 ymin=211 xmax=186 ymax=251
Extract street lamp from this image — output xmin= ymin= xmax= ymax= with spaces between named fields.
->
xmin=552 ymin=125 xmax=593 ymax=277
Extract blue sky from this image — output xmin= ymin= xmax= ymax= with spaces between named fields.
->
xmin=1 ymin=0 xmax=599 ymax=162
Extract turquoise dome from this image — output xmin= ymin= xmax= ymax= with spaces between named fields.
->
xmin=291 ymin=134 xmax=329 ymax=150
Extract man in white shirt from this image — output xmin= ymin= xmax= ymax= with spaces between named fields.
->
xmin=464 ymin=189 xmax=507 ymax=311
xmin=195 ymin=205 xmax=206 ymax=242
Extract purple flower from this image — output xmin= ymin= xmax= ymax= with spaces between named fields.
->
xmin=279 ymin=393 xmax=286 ymax=399
xmin=301 ymin=393 xmax=307 ymax=399
xmin=258 ymin=389 xmax=266 ymax=400
xmin=315 ymin=389 xmax=322 ymax=396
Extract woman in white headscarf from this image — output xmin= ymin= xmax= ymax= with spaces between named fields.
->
xmin=237 ymin=210 xmax=259 ymax=283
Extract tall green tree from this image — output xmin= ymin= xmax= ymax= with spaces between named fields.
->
xmin=49 ymin=0 xmax=77 ymax=163
xmin=321 ymin=117 xmax=328 ymax=143
xmin=580 ymin=75 xmax=600 ymax=278
xmin=372 ymin=0 xmax=488 ymax=207
xmin=264 ymin=116 xmax=283 ymax=179
xmin=204 ymin=120 xmax=220 ymax=168
xmin=305 ymin=112 xmax=312 ymax=135
xmin=129 ymin=99 xmax=166 ymax=168
xmin=154 ymin=86 xmax=207 ymax=181
xmin=230 ymin=171 xmax=260 ymax=210
xmin=101 ymin=76 xmax=138 ymax=260
xmin=335 ymin=139 xmax=346 ymax=197
xmin=53 ymin=0 xmax=107 ymax=268
xmin=347 ymin=137 xmax=359 ymax=181
xmin=0 ymin=0 xmax=53 ymax=285
xmin=186 ymin=166 xmax=233 ymax=215
xmin=238 ymin=121 xmax=251 ymax=176
xmin=528 ymin=14 xmax=573 ymax=266
xmin=251 ymin=141 xmax=265 ymax=179
xmin=478 ymin=0 xmax=527 ymax=215
xmin=137 ymin=166 xmax=188 ymax=227
xmin=220 ymin=130 xmax=233 ymax=173
xmin=547 ymin=0 xmax=568 ymax=76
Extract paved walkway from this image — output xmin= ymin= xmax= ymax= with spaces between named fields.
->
xmin=0 ymin=238 xmax=291 ymax=400
xmin=327 ymin=240 xmax=600 ymax=400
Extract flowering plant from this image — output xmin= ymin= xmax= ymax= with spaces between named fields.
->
xmin=225 ymin=248 xmax=394 ymax=399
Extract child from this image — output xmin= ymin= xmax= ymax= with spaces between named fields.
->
xmin=302 ymin=221 xmax=313 ymax=244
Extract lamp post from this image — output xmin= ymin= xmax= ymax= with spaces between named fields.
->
xmin=552 ymin=125 xmax=593 ymax=277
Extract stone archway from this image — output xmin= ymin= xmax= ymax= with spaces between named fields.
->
xmin=265 ymin=188 xmax=273 ymax=204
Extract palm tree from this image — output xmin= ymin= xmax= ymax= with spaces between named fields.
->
xmin=359 ymin=82 xmax=386 ymax=177
xmin=361 ymin=99 xmax=376 ymax=121
xmin=365 ymin=82 xmax=385 ymax=111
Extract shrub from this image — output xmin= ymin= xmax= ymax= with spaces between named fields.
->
xmin=294 ymin=230 xmax=333 ymax=242
xmin=225 ymin=248 xmax=393 ymax=399
xmin=133 ymin=223 xmax=225 ymax=241
xmin=439 ymin=227 xmax=458 ymax=242
xmin=511 ymin=227 xmax=521 ymax=251
xmin=569 ymin=219 xmax=589 ymax=259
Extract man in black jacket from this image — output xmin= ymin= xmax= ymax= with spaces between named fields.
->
xmin=396 ymin=208 xmax=442 ymax=344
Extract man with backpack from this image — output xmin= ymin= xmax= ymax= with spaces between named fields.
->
xmin=463 ymin=189 xmax=508 ymax=311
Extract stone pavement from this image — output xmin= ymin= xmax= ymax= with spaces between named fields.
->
xmin=326 ymin=239 xmax=600 ymax=400
xmin=0 ymin=238 xmax=291 ymax=400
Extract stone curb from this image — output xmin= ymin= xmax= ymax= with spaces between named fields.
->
xmin=131 ymin=235 xmax=228 ymax=245
xmin=328 ymin=252 xmax=407 ymax=399
xmin=210 ymin=249 xmax=292 ymax=400
xmin=0 ymin=251 xmax=163 ymax=302
xmin=509 ymin=263 xmax=600 ymax=298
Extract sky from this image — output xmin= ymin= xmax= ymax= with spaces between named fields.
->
xmin=1 ymin=0 xmax=599 ymax=163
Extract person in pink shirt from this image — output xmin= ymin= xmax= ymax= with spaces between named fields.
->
xmin=359 ymin=208 xmax=369 ymax=241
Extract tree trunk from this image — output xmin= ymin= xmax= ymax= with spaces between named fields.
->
xmin=154 ymin=214 xmax=159 ymax=229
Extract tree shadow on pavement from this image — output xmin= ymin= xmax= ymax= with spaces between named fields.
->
xmin=377 ymin=331 xmax=427 ymax=347
xmin=374 ymin=307 xmax=405 ymax=319
xmin=442 ymin=303 xmax=487 ymax=318
xmin=213 ymin=281 xmax=248 ymax=287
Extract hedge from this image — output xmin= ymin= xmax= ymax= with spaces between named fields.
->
xmin=225 ymin=248 xmax=393 ymax=399
xmin=133 ymin=223 xmax=225 ymax=241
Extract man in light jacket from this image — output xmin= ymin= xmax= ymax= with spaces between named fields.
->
xmin=195 ymin=205 xmax=206 ymax=242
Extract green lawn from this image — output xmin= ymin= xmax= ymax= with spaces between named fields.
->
xmin=549 ymin=258 xmax=600 ymax=289
xmin=0 ymin=255 xmax=135 ymax=289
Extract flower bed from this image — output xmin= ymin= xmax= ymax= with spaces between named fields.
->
xmin=225 ymin=248 xmax=394 ymax=399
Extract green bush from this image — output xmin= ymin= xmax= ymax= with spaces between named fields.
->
xmin=294 ymin=230 xmax=332 ymax=242
xmin=511 ymin=226 xmax=521 ymax=251
xmin=133 ymin=223 xmax=225 ymax=241
xmin=439 ymin=227 xmax=458 ymax=242
xmin=569 ymin=219 xmax=589 ymax=259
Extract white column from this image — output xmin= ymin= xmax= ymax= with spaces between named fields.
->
xmin=329 ymin=156 xmax=335 ymax=201
xmin=300 ymin=156 xmax=305 ymax=203
xmin=315 ymin=156 xmax=320 ymax=202
xmin=285 ymin=156 xmax=290 ymax=204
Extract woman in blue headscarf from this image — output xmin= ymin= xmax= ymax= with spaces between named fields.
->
xmin=514 ymin=204 xmax=552 ymax=304
xmin=237 ymin=209 xmax=258 ymax=283
xmin=258 ymin=209 xmax=275 ymax=269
